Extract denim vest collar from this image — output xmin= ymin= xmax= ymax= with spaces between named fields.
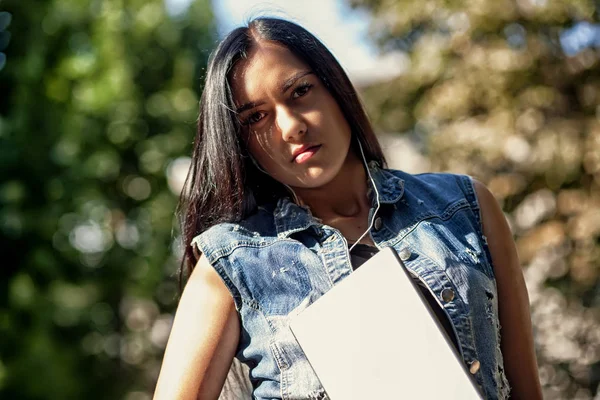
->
xmin=273 ymin=163 xmax=405 ymax=238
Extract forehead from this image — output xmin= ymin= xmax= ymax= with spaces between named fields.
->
xmin=230 ymin=41 xmax=310 ymax=105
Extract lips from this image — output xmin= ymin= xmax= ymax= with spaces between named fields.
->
xmin=292 ymin=144 xmax=321 ymax=163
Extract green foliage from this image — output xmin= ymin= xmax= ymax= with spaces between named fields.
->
xmin=350 ymin=0 xmax=600 ymax=397
xmin=0 ymin=0 xmax=215 ymax=398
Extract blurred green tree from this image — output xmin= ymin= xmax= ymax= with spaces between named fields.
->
xmin=348 ymin=0 xmax=600 ymax=398
xmin=0 ymin=0 xmax=215 ymax=398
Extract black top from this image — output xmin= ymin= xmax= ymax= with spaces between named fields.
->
xmin=348 ymin=243 xmax=460 ymax=352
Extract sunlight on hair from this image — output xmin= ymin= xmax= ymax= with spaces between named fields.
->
xmin=214 ymin=0 xmax=408 ymax=84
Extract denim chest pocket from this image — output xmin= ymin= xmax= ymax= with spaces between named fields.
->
xmin=229 ymin=240 xmax=313 ymax=316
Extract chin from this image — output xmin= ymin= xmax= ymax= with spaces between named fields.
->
xmin=290 ymin=166 xmax=341 ymax=189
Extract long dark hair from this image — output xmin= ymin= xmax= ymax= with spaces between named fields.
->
xmin=178 ymin=17 xmax=386 ymax=279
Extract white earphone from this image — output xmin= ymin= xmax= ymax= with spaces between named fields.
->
xmin=348 ymin=140 xmax=381 ymax=253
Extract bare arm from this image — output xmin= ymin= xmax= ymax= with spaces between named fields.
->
xmin=473 ymin=180 xmax=543 ymax=400
xmin=153 ymin=255 xmax=240 ymax=400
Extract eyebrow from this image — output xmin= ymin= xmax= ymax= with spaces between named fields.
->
xmin=235 ymin=70 xmax=314 ymax=114
xmin=236 ymin=101 xmax=264 ymax=114
xmin=280 ymin=70 xmax=313 ymax=93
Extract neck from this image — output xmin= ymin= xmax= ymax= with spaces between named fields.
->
xmin=293 ymin=152 xmax=371 ymax=222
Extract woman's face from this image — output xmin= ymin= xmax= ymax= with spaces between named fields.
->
xmin=230 ymin=41 xmax=353 ymax=190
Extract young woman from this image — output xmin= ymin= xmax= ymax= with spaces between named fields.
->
xmin=153 ymin=17 xmax=543 ymax=400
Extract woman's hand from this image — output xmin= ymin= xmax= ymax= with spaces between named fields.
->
xmin=473 ymin=180 xmax=543 ymax=400
xmin=153 ymin=255 xmax=240 ymax=400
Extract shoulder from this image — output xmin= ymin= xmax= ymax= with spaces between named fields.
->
xmin=384 ymin=168 xmax=472 ymax=191
xmin=382 ymin=168 xmax=477 ymax=206
xmin=470 ymin=179 xmax=497 ymax=210
xmin=469 ymin=178 xmax=511 ymax=239
xmin=468 ymin=179 xmax=517 ymax=271
xmin=185 ymin=253 xmax=231 ymax=299
xmin=191 ymin=205 xmax=278 ymax=264
xmin=382 ymin=167 xmax=506 ymax=235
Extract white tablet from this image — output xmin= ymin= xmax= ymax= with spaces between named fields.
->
xmin=289 ymin=247 xmax=483 ymax=399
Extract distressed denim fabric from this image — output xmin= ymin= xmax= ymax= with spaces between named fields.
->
xmin=192 ymin=165 xmax=510 ymax=400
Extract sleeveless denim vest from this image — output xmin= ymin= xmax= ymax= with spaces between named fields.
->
xmin=192 ymin=166 xmax=510 ymax=400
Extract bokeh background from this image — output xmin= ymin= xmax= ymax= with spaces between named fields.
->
xmin=1 ymin=0 xmax=600 ymax=399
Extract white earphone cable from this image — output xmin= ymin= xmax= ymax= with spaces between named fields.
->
xmin=348 ymin=140 xmax=381 ymax=253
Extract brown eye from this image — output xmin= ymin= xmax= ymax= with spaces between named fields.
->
xmin=245 ymin=111 xmax=266 ymax=125
xmin=292 ymin=83 xmax=312 ymax=99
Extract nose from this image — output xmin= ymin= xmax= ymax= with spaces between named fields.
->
xmin=276 ymin=106 xmax=307 ymax=142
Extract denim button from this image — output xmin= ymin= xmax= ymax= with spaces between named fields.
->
xmin=373 ymin=216 xmax=383 ymax=231
xmin=441 ymin=288 xmax=455 ymax=302
xmin=469 ymin=360 xmax=481 ymax=374
xmin=399 ymin=248 xmax=411 ymax=261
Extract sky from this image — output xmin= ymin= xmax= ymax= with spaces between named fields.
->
xmin=209 ymin=0 xmax=408 ymax=85
xmin=163 ymin=0 xmax=600 ymax=84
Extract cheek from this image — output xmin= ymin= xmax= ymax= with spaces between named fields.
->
xmin=332 ymin=106 xmax=350 ymax=133
xmin=247 ymin=129 xmax=283 ymax=168
xmin=318 ymin=99 xmax=350 ymax=137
